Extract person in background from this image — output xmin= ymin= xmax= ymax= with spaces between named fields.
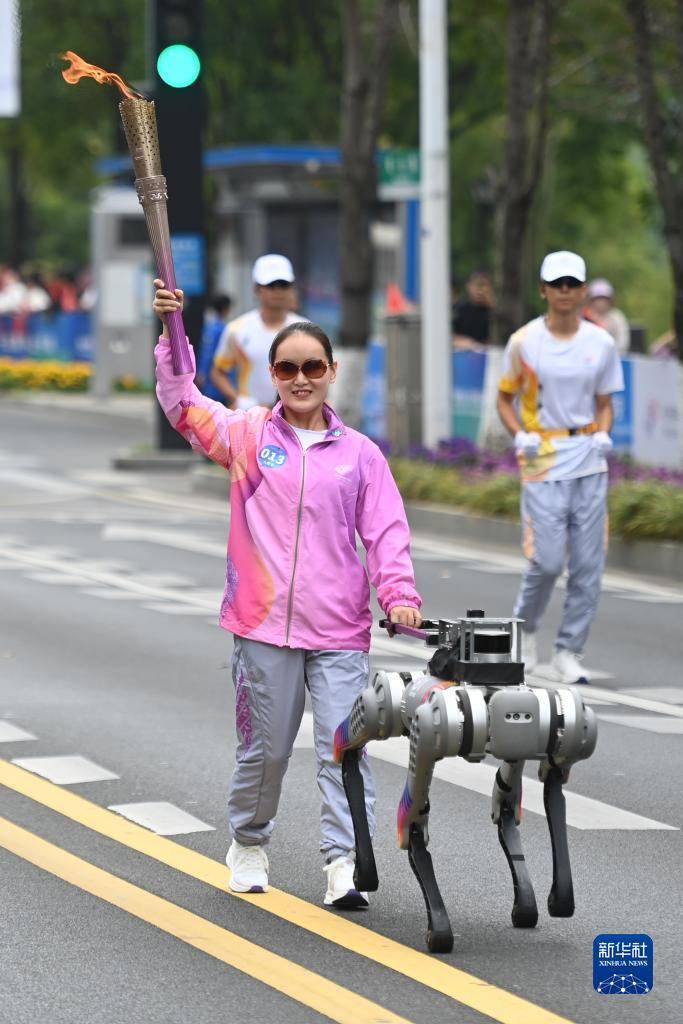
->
xmin=452 ymin=270 xmax=495 ymax=349
xmin=497 ymin=250 xmax=624 ymax=685
xmin=585 ymin=278 xmax=630 ymax=354
xmin=21 ymin=272 xmax=52 ymax=314
xmin=196 ymin=294 xmax=233 ymax=402
xmin=210 ymin=254 xmax=303 ymax=409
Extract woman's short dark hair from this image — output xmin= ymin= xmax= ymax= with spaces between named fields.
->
xmin=268 ymin=321 xmax=334 ymax=366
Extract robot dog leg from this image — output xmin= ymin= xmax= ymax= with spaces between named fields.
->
xmin=491 ymin=760 xmax=539 ymax=928
xmin=333 ymin=671 xmax=407 ymax=891
xmin=539 ymin=687 xmax=597 ymax=917
xmin=398 ymin=683 xmax=465 ymax=953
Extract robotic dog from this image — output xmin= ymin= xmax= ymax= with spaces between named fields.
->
xmin=333 ymin=612 xmax=597 ymax=953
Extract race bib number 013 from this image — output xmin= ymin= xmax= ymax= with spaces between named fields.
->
xmin=258 ymin=445 xmax=288 ymax=469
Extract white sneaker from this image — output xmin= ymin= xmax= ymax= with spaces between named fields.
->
xmin=323 ymin=855 xmax=369 ymax=909
xmin=226 ymin=840 xmax=269 ymax=893
xmin=552 ymin=648 xmax=590 ymax=685
xmin=521 ymin=631 xmax=538 ymax=673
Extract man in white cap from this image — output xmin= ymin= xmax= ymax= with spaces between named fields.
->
xmin=210 ymin=254 xmax=303 ymax=408
xmin=497 ymin=251 xmax=624 ymax=684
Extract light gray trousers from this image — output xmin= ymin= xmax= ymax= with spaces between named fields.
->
xmin=514 ymin=472 xmax=608 ymax=653
xmin=228 ymin=636 xmax=376 ymax=861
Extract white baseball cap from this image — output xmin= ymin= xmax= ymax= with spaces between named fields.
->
xmin=587 ymin=278 xmax=614 ymax=299
xmin=540 ymin=250 xmax=586 ymax=283
xmin=252 ymin=254 xmax=295 ymax=286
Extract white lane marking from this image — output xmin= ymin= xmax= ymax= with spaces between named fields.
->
xmin=12 ymin=755 xmax=119 ymax=784
xmin=530 ymin=663 xmax=614 ymax=683
xmin=596 ymin=714 xmax=683 ymax=735
xmin=143 ymin=603 xmax=217 ymax=616
xmin=612 ymin=593 xmax=683 ymax=604
xmin=24 ymin=572 xmax=99 ymax=586
xmin=103 ymin=523 xmax=226 ymax=558
xmin=108 ymin=801 xmax=215 ymax=836
xmin=411 ymin=534 xmax=683 ymax=602
xmin=0 ymin=721 xmax=37 ymax=743
xmin=0 ymin=468 xmax=89 ymax=497
xmin=622 ymin=687 xmax=683 ymax=704
xmin=1 ymin=543 xmax=216 ymax=612
xmin=80 ymin=589 xmax=147 ymax=600
xmin=294 ymin=714 xmax=677 ymax=831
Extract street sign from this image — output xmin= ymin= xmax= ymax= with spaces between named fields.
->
xmin=171 ymin=233 xmax=205 ymax=296
xmin=378 ymin=149 xmax=420 ymax=201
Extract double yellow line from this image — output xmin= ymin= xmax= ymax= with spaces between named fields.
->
xmin=0 ymin=758 xmax=575 ymax=1024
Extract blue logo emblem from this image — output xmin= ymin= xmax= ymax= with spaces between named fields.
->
xmin=258 ymin=444 xmax=288 ymax=469
xmin=593 ymin=934 xmax=653 ymax=994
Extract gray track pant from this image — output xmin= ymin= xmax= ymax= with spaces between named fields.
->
xmin=514 ymin=472 xmax=608 ymax=653
xmin=228 ymin=636 xmax=376 ymax=861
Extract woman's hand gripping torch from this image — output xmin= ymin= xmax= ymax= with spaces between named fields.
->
xmin=61 ymin=51 xmax=193 ymax=376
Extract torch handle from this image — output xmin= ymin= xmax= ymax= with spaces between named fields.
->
xmin=136 ymin=175 xmax=195 ymax=376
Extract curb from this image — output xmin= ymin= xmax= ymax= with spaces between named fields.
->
xmin=403 ymin=502 xmax=683 ymax=584
xmin=191 ymin=464 xmax=683 ymax=584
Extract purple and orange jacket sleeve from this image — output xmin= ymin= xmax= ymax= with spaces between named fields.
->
xmin=155 ymin=337 xmax=256 ymax=467
xmin=355 ymin=447 xmax=421 ymax=615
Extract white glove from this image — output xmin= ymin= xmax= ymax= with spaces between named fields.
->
xmin=236 ymin=394 xmax=259 ymax=411
xmin=592 ymin=430 xmax=613 ymax=457
xmin=514 ymin=430 xmax=541 ymax=459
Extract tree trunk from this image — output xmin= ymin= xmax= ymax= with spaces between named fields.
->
xmin=494 ymin=0 xmax=552 ymax=344
xmin=626 ymin=0 xmax=683 ymax=360
xmin=339 ymin=0 xmax=399 ymax=351
xmin=7 ymin=125 xmax=29 ymax=267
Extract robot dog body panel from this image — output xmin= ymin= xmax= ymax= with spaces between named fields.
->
xmin=334 ymin=612 xmax=598 ymax=953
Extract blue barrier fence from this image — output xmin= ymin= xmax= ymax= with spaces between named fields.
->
xmin=0 ymin=312 xmax=94 ymax=362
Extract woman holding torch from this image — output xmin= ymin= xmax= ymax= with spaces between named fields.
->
xmin=153 ymin=280 xmax=422 ymax=907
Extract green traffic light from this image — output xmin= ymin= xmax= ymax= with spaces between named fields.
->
xmin=157 ymin=44 xmax=201 ymax=88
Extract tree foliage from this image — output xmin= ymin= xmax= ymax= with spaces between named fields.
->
xmin=0 ymin=0 xmax=678 ymax=347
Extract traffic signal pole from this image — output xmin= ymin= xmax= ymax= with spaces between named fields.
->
xmin=152 ymin=0 xmax=205 ymax=450
xmin=419 ymin=0 xmax=451 ymax=449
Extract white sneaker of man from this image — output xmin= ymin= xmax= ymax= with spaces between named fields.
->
xmin=521 ymin=630 xmax=538 ymax=673
xmin=323 ymin=854 xmax=369 ymax=909
xmin=226 ymin=839 xmax=269 ymax=893
xmin=552 ymin=648 xmax=591 ymax=685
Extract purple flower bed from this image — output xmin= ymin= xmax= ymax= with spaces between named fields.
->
xmin=387 ymin=437 xmax=683 ymax=488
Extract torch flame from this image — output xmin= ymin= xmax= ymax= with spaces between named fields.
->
xmin=60 ymin=51 xmax=146 ymax=100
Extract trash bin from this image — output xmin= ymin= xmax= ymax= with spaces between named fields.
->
xmin=383 ymin=312 xmax=422 ymax=454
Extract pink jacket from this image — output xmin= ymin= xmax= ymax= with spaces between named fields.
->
xmin=155 ymin=339 xmax=421 ymax=651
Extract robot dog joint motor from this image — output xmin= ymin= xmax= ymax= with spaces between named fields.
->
xmin=333 ymin=611 xmax=597 ymax=953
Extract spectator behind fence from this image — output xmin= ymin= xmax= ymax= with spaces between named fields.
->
xmin=196 ymin=294 xmax=234 ymax=402
xmin=584 ymin=278 xmax=630 ymax=354
xmin=0 ymin=266 xmax=27 ymax=314
xmin=452 ymin=270 xmax=495 ymax=350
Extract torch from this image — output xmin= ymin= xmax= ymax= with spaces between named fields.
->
xmin=61 ymin=52 xmax=194 ymax=376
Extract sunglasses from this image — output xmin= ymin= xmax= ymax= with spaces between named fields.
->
xmin=272 ymin=358 xmax=331 ymax=381
xmin=545 ymin=277 xmax=583 ymax=289
xmin=262 ymin=280 xmax=293 ymax=290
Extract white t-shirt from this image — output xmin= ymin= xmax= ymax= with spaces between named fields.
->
xmin=212 ymin=308 xmax=302 ymax=406
xmin=291 ymin=426 xmax=328 ymax=451
xmin=499 ymin=316 xmax=624 ymax=482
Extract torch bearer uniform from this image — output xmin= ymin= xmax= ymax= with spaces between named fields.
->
xmin=498 ymin=316 xmax=624 ymax=667
xmin=155 ymin=336 xmax=421 ymax=880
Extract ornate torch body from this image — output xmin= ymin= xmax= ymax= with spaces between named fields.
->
xmin=118 ymin=97 xmax=193 ymax=376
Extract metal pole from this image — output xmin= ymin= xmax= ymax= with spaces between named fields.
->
xmin=419 ymin=0 xmax=451 ymax=448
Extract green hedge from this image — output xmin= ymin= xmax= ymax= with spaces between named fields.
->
xmin=390 ymin=458 xmax=683 ymax=544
